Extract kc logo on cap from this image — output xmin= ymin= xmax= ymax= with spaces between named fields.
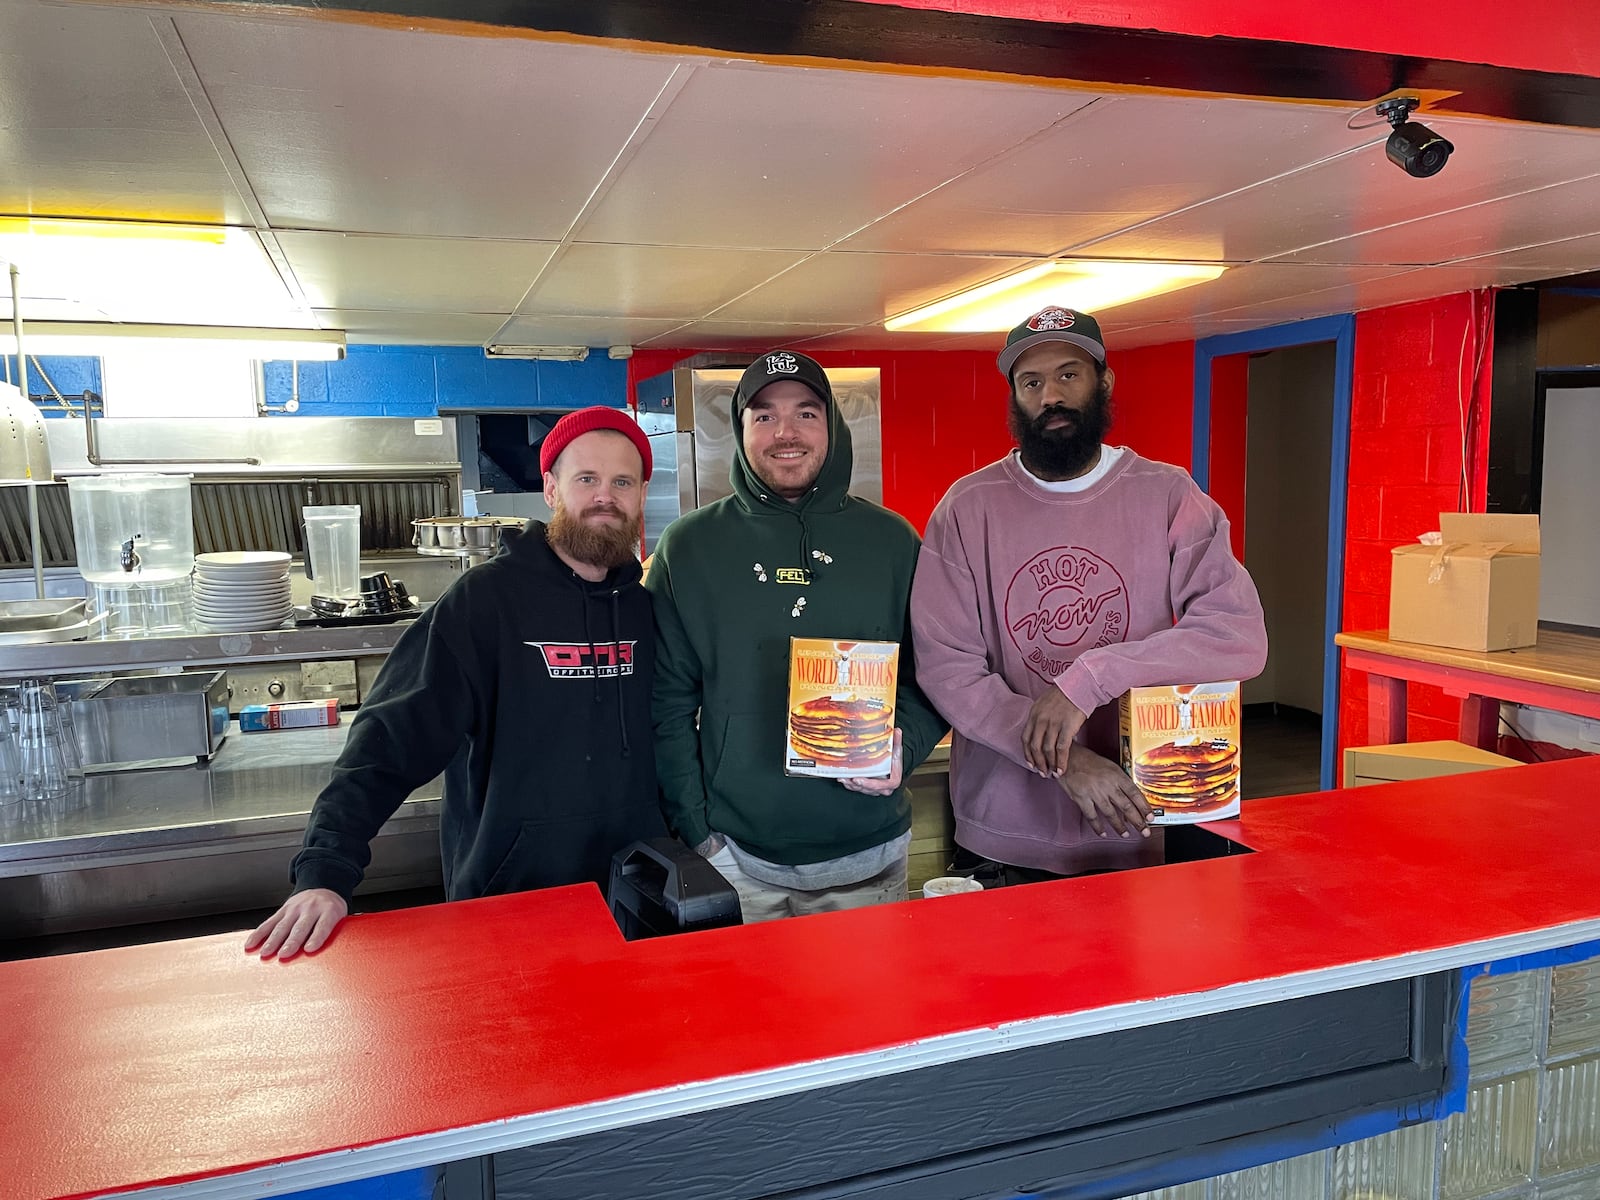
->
xmin=765 ymin=352 xmax=799 ymax=374
xmin=1027 ymin=307 xmax=1077 ymax=332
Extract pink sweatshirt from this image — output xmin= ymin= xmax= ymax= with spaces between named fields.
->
xmin=911 ymin=450 xmax=1267 ymax=874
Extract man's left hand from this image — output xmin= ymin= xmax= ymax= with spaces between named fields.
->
xmin=1023 ymin=689 xmax=1087 ymax=777
xmin=841 ymin=729 xmax=904 ymax=796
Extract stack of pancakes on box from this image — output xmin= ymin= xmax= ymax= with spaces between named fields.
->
xmin=1132 ymin=738 xmax=1240 ymax=812
xmin=789 ymin=696 xmax=894 ymax=769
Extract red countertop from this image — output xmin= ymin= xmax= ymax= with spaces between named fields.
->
xmin=5 ymin=756 xmax=1600 ymax=1200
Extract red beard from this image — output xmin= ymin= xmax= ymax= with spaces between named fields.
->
xmin=547 ymin=502 xmax=642 ymax=571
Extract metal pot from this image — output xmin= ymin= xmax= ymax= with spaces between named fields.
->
xmin=432 ymin=518 xmax=466 ymax=549
xmin=461 ymin=518 xmax=503 ymax=550
xmin=411 ymin=518 xmax=441 ymax=550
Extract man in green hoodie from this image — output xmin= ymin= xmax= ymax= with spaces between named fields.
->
xmin=647 ymin=350 xmax=947 ymax=922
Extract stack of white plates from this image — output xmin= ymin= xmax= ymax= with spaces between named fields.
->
xmin=192 ymin=552 xmax=293 ymax=633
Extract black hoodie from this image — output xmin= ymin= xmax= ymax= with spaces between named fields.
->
xmin=291 ymin=521 xmax=664 ymax=903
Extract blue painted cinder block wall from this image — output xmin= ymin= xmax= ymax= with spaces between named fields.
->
xmin=1 ymin=354 xmax=103 ymax=406
xmin=6 ymin=346 xmax=626 ymax=416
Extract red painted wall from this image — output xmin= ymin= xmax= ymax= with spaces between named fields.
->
xmin=1337 ymin=291 xmax=1496 ymax=768
xmin=841 ymin=0 xmax=1600 ymax=77
xmin=632 ymin=340 xmax=1204 ymax=534
xmin=1205 ymin=355 xmax=1251 ymax=564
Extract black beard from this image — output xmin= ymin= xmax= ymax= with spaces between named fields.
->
xmin=1008 ymin=375 xmax=1113 ymax=480
xmin=546 ymin=502 xmax=642 ymax=571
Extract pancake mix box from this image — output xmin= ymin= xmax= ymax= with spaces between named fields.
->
xmin=1117 ymin=682 xmax=1241 ymax=824
xmin=786 ymin=638 xmax=898 ymax=778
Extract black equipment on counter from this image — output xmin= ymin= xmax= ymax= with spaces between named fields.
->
xmin=607 ymin=838 xmax=742 ymax=940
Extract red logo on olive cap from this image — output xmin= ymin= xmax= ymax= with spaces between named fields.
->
xmin=1027 ymin=307 xmax=1076 ymax=332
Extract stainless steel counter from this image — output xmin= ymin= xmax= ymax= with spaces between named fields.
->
xmin=0 ymin=619 xmax=417 ymax=679
xmin=0 ymin=724 xmax=952 ymax=942
xmin=0 ymin=720 xmax=441 ymax=939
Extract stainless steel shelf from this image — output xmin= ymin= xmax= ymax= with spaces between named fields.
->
xmin=0 ymin=619 xmax=417 ymax=679
xmin=0 ymin=720 xmax=441 ymax=876
xmin=0 ymin=719 xmax=444 ymax=940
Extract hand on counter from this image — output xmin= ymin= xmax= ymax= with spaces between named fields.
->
xmin=840 ymin=729 xmax=904 ymax=796
xmin=244 ymin=888 xmax=349 ymax=961
xmin=1059 ymin=748 xmax=1151 ymax=840
xmin=1023 ymin=689 xmax=1087 ymax=778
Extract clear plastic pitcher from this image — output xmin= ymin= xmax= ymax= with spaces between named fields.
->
xmin=303 ymin=505 xmax=362 ymax=601
xmin=66 ymin=473 xmax=195 ymax=583
xmin=14 ymin=680 xmax=73 ymax=804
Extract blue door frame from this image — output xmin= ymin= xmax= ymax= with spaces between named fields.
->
xmin=1193 ymin=314 xmax=1356 ymax=791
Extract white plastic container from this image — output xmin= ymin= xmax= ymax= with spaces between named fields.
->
xmin=66 ymin=473 xmax=195 ymax=583
xmin=303 ymin=504 xmax=362 ymax=601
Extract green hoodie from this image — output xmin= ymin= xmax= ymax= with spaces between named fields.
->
xmin=646 ymin=365 xmax=947 ymax=865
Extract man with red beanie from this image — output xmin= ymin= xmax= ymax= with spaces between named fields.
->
xmin=249 ymin=406 xmax=666 ymax=960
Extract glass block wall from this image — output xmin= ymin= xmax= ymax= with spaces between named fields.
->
xmin=1115 ymin=956 xmax=1600 ymax=1200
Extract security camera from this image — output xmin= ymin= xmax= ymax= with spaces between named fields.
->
xmin=1376 ymin=97 xmax=1454 ymax=178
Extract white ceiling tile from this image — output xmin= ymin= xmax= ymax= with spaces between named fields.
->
xmin=277 ymin=232 xmax=557 ymax=312
xmin=789 ymin=326 xmax=998 ymax=351
xmin=1084 ymin=115 xmax=1600 ymax=265
xmin=1083 ymin=263 xmax=1411 ymax=326
xmin=1195 ymin=265 xmax=1551 ymax=327
xmin=1275 ymin=174 xmax=1600 ymax=266
xmin=315 ymin=309 xmax=512 ymax=346
xmin=522 ymin=243 xmax=811 ymax=319
xmin=580 ymin=61 xmax=1085 ymax=250
xmin=491 ymin=314 xmax=690 ymax=347
xmin=1449 ymin=230 xmax=1600 ymax=273
xmin=0 ymin=4 xmax=253 ymax=223
xmin=642 ymin=321 xmax=856 ymax=349
xmin=713 ymin=252 xmax=1033 ymax=324
xmin=841 ymin=94 xmax=1381 ymax=256
xmin=176 ymin=14 xmax=679 ymax=238
xmin=11 ymin=2 xmax=1600 ymax=351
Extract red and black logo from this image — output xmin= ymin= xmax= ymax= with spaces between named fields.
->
xmin=526 ymin=641 xmax=637 ymax=679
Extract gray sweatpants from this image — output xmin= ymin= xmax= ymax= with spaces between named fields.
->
xmin=708 ymin=842 xmax=908 ymax=923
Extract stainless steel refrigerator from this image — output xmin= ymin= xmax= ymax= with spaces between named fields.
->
xmin=635 ymin=355 xmax=883 ymax=555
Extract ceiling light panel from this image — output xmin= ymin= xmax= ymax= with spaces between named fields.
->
xmin=0 ymin=219 xmax=310 ymax=327
xmin=886 ymin=261 xmax=1226 ymax=332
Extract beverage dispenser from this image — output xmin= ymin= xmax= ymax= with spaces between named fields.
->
xmin=66 ymin=473 xmax=196 ymax=637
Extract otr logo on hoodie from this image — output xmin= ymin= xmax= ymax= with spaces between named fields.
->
xmin=526 ymin=641 xmax=637 ymax=679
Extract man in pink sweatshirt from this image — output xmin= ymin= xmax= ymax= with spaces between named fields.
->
xmin=910 ymin=305 xmax=1267 ymax=881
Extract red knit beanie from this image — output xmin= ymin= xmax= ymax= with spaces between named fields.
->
xmin=538 ymin=407 xmax=653 ymax=481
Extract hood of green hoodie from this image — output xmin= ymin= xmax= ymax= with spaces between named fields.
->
xmin=728 ymin=355 xmax=853 ymax=518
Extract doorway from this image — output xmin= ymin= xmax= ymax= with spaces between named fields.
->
xmin=1240 ymin=343 xmax=1336 ymax=796
xmin=1194 ymin=315 xmax=1355 ymax=792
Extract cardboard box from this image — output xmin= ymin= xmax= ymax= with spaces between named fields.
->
xmin=1118 ymin=682 xmax=1242 ymax=824
xmin=786 ymin=638 xmax=898 ymax=778
xmin=1389 ymin=513 xmax=1541 ymax=651
xmin=240 ymin=698 xmax=341 ymax=732
xmin=1344 ymin=739 xmax=1519 ymax=788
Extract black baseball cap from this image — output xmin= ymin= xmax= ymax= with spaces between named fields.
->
xmin=733 ymin=349 xmax=833 ymax=422
xmin=996 ymin=306 xmax=1107 ymax=378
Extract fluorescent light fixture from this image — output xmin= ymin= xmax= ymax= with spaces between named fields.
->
xmin=0 ymin=321 xmax=346 ymax=361
xmin=885 ymin=260 xmax=1227 ymax=332
xmin=0 ymin=218 xmax=312 ymax=328
xmin=484 ymin=345 xmax=591 ymax=361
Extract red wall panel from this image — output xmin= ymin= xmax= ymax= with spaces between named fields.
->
xmin=840 ymin=0 xmax=1600 ymax=78
xmin=1206 ymin=355 xmax=1251 ymax=562
xmin=1105 ymin=340 xmax=1196 ymax=473
xmin=1336 ymin=291 xmax=1496 ymax=773
xmin=631 ymin=342 xmax=1203 ymax=534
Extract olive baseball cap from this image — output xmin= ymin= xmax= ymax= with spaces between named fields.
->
xmin=996 ymin=306 xmax=1107 ymax=378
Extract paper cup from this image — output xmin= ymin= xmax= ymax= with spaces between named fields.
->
xmin=922 ymin=876 xmax=985 ymax=897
